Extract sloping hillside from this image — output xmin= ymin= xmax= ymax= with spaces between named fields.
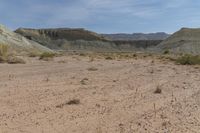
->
xmin=0 ymin=25 xmax=52 ymax=55
xmin=102 ymin=32 xmax=170 ymax=40
xmin=157 ymin=28 xmax=200 ymax=54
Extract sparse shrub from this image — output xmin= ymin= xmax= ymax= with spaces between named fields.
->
xmin=56 ymin=99 xmax=80 ymax=108
xmin=39 ymin=52 xmax=55 ymax=61
xmin=80 ymin=78 xmax=89 ymax=85
xmin=87 ymin=67 xmax=98 ymax=71
xmin=29 ymin=52 xmax=39 ymax=57
xmin=67 ymin=99 xmax=80 ymax=105
xmin=133 ymin=54 xmax=137 ymax=57
xmin=176 ymin=55 xmax=200 ymax=65
xmin=7 ymin=56 xmax=26 ymax=64
xmin=105 ymin=56 xmax=113 ymax=60
xmin=79 ymin=53 xmax=86 ymax=56
xmin=163 ymin=50 xmax=170 ymax=54
xmin=154 ymin=86 xmax=162 ymax=94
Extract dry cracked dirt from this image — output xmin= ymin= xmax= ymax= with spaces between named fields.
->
xmin=0 ymin=54 xmax=200 ymax=133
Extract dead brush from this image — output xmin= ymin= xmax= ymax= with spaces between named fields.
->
xmin=154 ymin=85 xmax=162 ymax=94
xmin=56 ymin=99 xmax=80 ymax=108
xmin=105 ymin=56 xmax=113 ymax=60
xmin=87 ymin=67 xmax=98 ymax=71
xmin=80 ymin=78 xmax=89 ymax=85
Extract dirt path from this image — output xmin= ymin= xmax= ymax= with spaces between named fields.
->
xmin=0 ymin=55 xmax=200 ymax=133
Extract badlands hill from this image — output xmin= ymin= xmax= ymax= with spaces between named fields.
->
xmin=15 ymin=28 xmax=112 ymax=51
xmin=15 ymin=28 xmax=108 ymax=41
xmin=102 ymin=32 xmax=170 ymax=41
xmin=0 ymin=25 xmax=52 ymax=55
xmin=157 ymin=28 xmax=200 ymax=54
xmin=16 ymin=28 xmax=162 ymax=52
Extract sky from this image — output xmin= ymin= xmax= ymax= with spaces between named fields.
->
xmin=0 ymin=0 xmax=200 ymax=33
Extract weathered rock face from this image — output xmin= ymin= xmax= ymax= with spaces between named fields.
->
xmin=0 ymin=25 xmax=52 ymax=55
xmin=157 ymin=28 xmax=200 ymax=54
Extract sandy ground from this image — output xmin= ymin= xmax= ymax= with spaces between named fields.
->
xmin=0 ymin=55 xmax=200 ymax=133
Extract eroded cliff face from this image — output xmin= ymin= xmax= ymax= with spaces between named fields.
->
xmin=15 ymin=28 xmax=162 ymax=52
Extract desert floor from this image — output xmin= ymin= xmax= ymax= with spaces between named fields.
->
xmin=0 ymin=54 xmax=200 ymax=133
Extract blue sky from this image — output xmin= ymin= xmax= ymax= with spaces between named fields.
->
xmin=0 ymin=0 xmax=200 ymax=33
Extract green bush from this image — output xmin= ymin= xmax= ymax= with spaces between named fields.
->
xmin=176 ymin=55 xmax=200 ymax=65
